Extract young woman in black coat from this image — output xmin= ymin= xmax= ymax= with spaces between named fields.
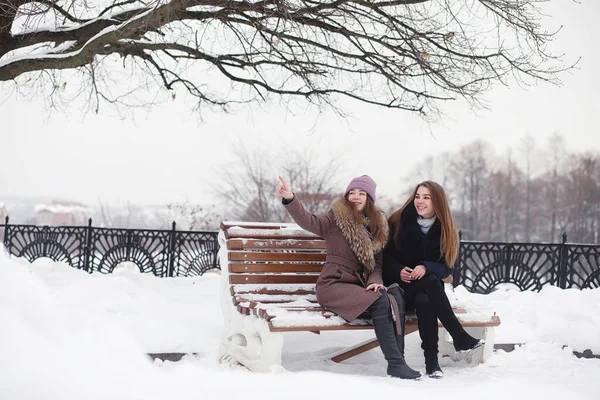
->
xmin=383 ymin=181 xmax=483 ymax=379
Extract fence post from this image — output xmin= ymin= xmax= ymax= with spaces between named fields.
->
xmin=558 ymin=232 xmax=568 ymax=289
xmin=455 ymin=230 xmax=463 ymax=287
xmin=126 ymin=229 xmax=132 ymax=261
xmin=505 ymin=243 xmax=512 ymax=285
xmin=212 ymin=232 xmax=220 ymax=271
xmin=83 ymin=218 xmax=93 ymax=273
xmin=167 ymin=221 xmax=177 ymax=277
xmin=3 ymin=216 xmax=9 ymax=254
xmin=42 ymin=225 xmax=49 ymax=256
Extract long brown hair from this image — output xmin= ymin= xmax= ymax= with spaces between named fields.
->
xmin=346 ymin=196 xmax=387 ymax=245
xmin=388 ymin=181 xmax=459 ymax=267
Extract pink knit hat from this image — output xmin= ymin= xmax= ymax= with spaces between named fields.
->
xmin=345 ymin=175 xmax=377 ymax=202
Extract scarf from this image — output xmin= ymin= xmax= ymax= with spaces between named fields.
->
xmin=417 ymin=215 xmax=436 ymax=234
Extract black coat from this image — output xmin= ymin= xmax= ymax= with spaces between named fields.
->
xmin=382 ymin=202 xmax=451 ymax=287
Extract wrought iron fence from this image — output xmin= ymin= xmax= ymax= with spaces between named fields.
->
xmin=0 ymin=217 xmax=219 ymax=277
xmin=1 ymin=217 xmax=599 ymax=291
xmin=454 ymin=233 xmax=600 ymax=293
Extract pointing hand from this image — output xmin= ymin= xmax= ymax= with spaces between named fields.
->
xmin=277 ymin=176 xmax=294 ymax=200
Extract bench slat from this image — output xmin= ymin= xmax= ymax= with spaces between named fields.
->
xmin=236 ymin=299 xmax=467 ymax=318
xmin=229 ymin=263 xmax=324 ymax=273
xmin=231 ymin=285 xmax=316 ymax=296
xmin=230 ymin=274 xmax=320 ymax=284
xmin=227 ymin=238 xmax=326 ymax=251
xmin=257 ymin=307 xmax=334 ymax=321
xmin=236 ymin=303 xmax=327 ymax=316
xmin=257 ymin=305 xmax=327 ymax=312
xmin=264 ymin=311 xmax=500 ymax=332
xmin=225 ymin=230 xmax=320 ymax=240
xmin=234 ymin=294 xmax=318 ymax=304
xmin=228 ymin=252 xmax=326 ymax=262
xmin=269 ymin=323 xmax=373 ymax=332
xmin=221 ymin=222 xmax=294 ymax=230
xmin=237 ymin=304 xmax=252 ymax=315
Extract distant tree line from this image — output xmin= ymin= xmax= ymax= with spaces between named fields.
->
xmin=408 ymin=133 xmax=599 ymax=244
xmin=6 ymin=133 xmax=594 ymax=245
xmin=215 ymin=133 xmax=598 ymax=244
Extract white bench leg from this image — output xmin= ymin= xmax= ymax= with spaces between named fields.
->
xmin=438 ymin=326 xmax=496 ymax=364
xmin=219 ymin=305 xmax=285 ymax=372
xmin=217 ymin=237 xmax=285 ymax=373
xmin=479 ymin=326 xmax=496 ymax=363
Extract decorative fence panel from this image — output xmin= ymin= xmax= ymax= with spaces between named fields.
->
xmin=455 ymin=242 xmax=562 ymax=293
xmin=455 ymin=233 xmax=600 ymax=293
xmin=564 ymin=244 xmax=600 ymax=289
xmin=1 ymin=224 xmax=89 ymax=270
xmin=1 ymin=217 xmax=599 ymax=291
xmin=171 ymin=230 xmax=220 ymax=276
xmin=0 ymin=218 xmax=219 ymax=277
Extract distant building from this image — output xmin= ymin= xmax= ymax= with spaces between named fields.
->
xmin=34 ymin=201 xmax=94 ymax=226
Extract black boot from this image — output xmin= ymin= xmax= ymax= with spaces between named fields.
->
xmin=413 ymin=291 xmax=443 ymax=378
xmin=386 ymin=284 xmax=407 ymax=357
xmin=424 ymin=351 xmax=443 ymax=379
xmin=419 ymin=275 xmax=482 ymax=352
xmin=454 ymin=338 xmax=485 ymax=353
xmin=370 ymin=293 xmax=421 ymax=380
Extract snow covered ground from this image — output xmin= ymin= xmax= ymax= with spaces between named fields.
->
xmin=1 ymin=253 xmax=599 ymax=399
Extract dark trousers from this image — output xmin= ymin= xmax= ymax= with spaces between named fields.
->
xmin=401 ymin=274 xmax=472 ymax=360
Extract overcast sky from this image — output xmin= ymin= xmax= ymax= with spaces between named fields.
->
xmin=1 ymin=0 xmax=599 ymax=209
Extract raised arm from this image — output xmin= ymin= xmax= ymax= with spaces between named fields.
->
xmin=277 ymin=176 xmax=333 ymax=238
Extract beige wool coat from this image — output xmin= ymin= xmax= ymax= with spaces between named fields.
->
xmin=284 ymin=197 xmax=402 ymax=332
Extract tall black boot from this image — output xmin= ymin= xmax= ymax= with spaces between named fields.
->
xmin=370 ymin=293 xmax=421 ymax=380
xmin=386 ymin=284 xmax=407 ymax=357
xmin=424 ymin=350 xmax=443 ymax=379
xmin=420 ymin=275 xmax=483 ymax=352
xmin=413 ymin=291 xmax=443 ymax=379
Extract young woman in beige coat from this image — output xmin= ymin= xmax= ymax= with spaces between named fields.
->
xmin=277 ymin=175 xmax=420 ymax=380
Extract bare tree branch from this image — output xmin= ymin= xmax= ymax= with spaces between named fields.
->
xmin=214 ymin=139 xmax=344 ymax=222
xmin=0 ymin=0 xmax=577 ymax=118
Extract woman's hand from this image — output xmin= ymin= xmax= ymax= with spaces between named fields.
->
xmin=401 ymin=265 xmax=426 ymax=282
xmin=400 ymin=267 xmax=413 ymax=283
xmin=366 ymin=283 xmax=387 ymax=292
xmin=411 ymin=265 xmax=426 ymax=280
xmin=277 ymin=176 xmax=294 ymax=200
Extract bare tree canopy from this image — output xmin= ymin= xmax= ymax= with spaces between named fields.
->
xmin=215 ymin=140 xmax=343 ymax=222
xmin=0 ymin=0 xmax=574 ymax=118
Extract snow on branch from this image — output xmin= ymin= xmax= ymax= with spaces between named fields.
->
xmin=0 ymin=0 xmax=576 ymax=118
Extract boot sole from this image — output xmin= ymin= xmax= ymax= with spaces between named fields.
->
xmin=388 ymin=373 xmax=422 ymax=380
xmin=427 ymin=371 xmax=444 ymax=379
xmin=455 ymin=339 xmax=485 ymax=353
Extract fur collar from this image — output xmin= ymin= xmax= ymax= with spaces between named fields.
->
xmin=331 ymin=198 xmax=389 ymax=271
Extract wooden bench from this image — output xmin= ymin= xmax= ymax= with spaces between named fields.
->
xmin=217 ymin=221 xmax=501 ymax=372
